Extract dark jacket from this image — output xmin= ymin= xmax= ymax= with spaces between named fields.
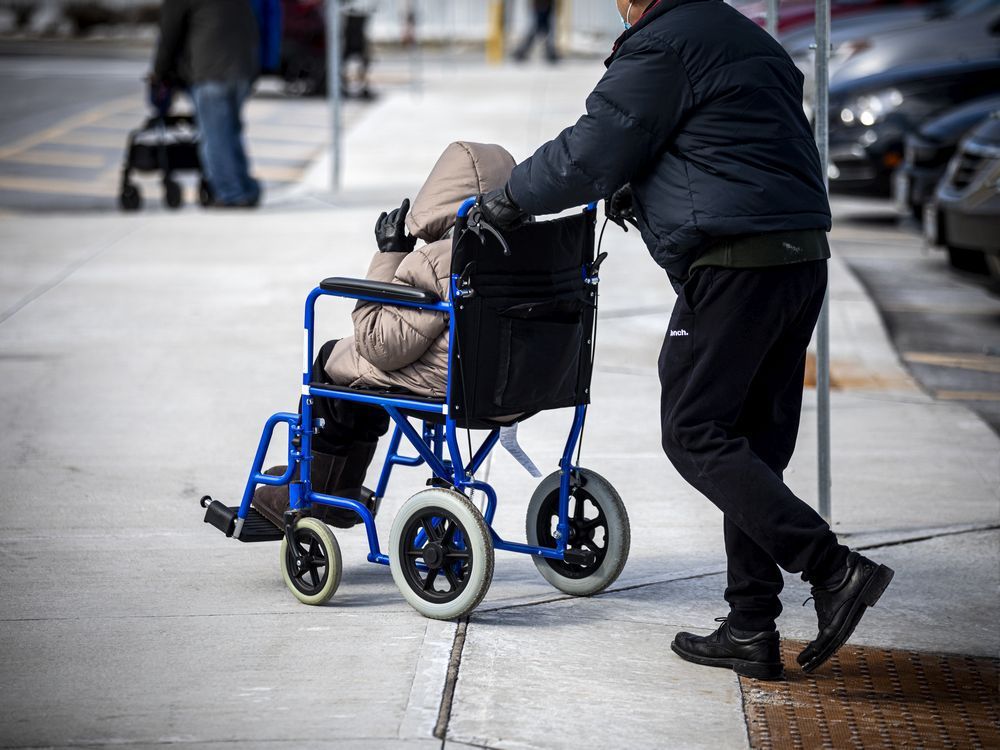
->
xmin=153 ymin=0 xmax=259 ymax=86
xmin=507 ymin=0 xmax=831 ymax=282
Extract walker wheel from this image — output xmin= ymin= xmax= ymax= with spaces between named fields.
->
xmin=119 ymin=182 xmax=141 ymax=212
xmin=526 ymin=469 xmax=630 ymax=596
xmin=279 ymin=517 xmax=342 ymax=605
xmin=198 ymin=178 xmax=213 ymax=207
xmin=389 ymin=488 xmax=494 ymax=620
xmin=163 ymin=179 xmax=182 ymax=209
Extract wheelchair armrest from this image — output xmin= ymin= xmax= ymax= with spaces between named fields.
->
xmin=320 ymin=277 xmax=440 ymax=305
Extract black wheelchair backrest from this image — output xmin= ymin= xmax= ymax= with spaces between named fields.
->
xmin=448 ymin=209 xmax=597 ymax=424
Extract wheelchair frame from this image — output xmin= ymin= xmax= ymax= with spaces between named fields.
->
xmin=232 ymin=198 xmax=599 ymax=571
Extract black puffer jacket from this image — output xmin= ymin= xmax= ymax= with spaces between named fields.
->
xmin=507 ymin=0 xmax=831 ymax=282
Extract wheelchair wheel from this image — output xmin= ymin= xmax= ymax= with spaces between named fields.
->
xmin=279 ymin=517 xmax=342 ymax=605
xmin=526 ymin=469 xmax=630 ymax=596
xmin=389 ymin=488 xmax=494 ymax=620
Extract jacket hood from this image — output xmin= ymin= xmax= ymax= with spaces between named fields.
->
xmin=405 ymin=141 xmax=516 ymax=242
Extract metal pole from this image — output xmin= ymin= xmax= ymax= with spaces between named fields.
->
xmin=814 ymin=0 xmax=832 ymax=522
xmin=766 ymin=0 xmax=779 ymax=38
xmin=326 ymin=0 xmax=343 ymax=192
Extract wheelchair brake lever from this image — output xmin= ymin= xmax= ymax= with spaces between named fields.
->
xmin=589 ymin=251 xmax=609 ymax=276
xmin=468 ymin=206 xmax=511 ymax=256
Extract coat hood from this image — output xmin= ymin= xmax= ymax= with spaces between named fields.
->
xmin=405 ymin=141 xmax=516 ymax=242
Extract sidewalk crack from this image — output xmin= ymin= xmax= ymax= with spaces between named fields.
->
xmin=434 ymin=616 xmax=469 ymax=745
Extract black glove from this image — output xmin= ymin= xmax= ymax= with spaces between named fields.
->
xmin=606 ymin=184 xmax=639 ymax=231
xmin=375 ymin=198 xmax=417 ymax=253
xmin=478 ymin=185 xmax=529 ymax=231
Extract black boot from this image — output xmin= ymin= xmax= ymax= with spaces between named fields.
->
xmin=671 ymin=618 xmax=784 ymax=680
xmin=798 ymin=551 xmax=894 ymax=673
xmin=336 ymin=440 xmax=378 ymax=492
xmin=250 ymin=452 xmax=347 ymax=528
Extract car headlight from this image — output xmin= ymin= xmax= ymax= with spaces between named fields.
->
xmin=838 ymin=89 xmax=904 ymax=127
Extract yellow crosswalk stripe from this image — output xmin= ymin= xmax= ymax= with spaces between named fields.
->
xmin=0 ymin=96 xmax=136 ymax=160
xmin=0 ymin=174 xmax=116 ymax=197
xmin=0 ymin=150 xmax=107 ymax=168
xmin=903 ymin=351 xmax=1000 ymax=374
xmin=934 ymin=390 xmax=1000 ymax=402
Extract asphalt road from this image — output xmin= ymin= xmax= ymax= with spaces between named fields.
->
xmin=0 ymin=39 xmax=349 ymax=213
xmin=832 ymin=198 xmax=1000 ymax=435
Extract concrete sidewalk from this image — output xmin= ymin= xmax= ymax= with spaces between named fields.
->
xmin=0 ymin=59 xmax=997 ymax=749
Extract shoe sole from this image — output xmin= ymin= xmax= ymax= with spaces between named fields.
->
xmin=670 ymin=641 xmax=785 ymax=681
xmin=800 ymin=564 xmax=895 ymax=674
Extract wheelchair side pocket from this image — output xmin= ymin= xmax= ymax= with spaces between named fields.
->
xmin=493 ymin=299 xmax=584 ymax=412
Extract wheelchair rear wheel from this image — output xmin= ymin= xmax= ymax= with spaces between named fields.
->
xmin=389 ymin=488 xmax=494 ymax=620
xmin=526 ymin=469 xmax=630 ymax=596
xmin=279 ymin=517 xmax=343 ymax=605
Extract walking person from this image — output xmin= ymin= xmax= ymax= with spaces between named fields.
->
xmin=513 ymin=0 xmax=559 ymax=63
xmin=479 ymin=0 xmax=893 ymax=680
xmin=152 ymin=0 xmax=262 ymax=207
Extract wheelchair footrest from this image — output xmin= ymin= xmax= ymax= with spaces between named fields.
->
xmin=202 ymin=498 xmax=284 ymax=542
xmin=562 ymin=548 xmax=597 ymax=567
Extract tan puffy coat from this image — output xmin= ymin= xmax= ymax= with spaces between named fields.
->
xmin=325 ymin=142 xmax=515 ymax=397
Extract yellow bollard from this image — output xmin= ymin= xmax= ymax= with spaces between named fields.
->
xmin=557 ymin=0 xmax=571 ymax=57
xmin=486 ymin=0 xmax=505 ymax=64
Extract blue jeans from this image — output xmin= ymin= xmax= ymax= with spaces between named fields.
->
xmin=191 ymin=80 xmax=260 ymax=206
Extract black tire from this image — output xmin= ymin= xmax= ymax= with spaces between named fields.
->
xmin=279 ymin=517 xmax=342 ymax=605
xmin=389 ymin=488 xmax=494 ymax=620
xmin=947 ymin=246 xmax=989 ymax=275
xmin=198 ymin=179 xmax=213 ymax=207
xmin=526 ymin=469 xmax=630 ymax=596
xmin=119 ymin=183 xmax=142 ymax=212
xmin=163 ymin=179 xmax=182 ymax=209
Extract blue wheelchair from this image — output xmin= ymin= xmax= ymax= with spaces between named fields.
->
xmin=201 ymin=198 xmax=630 ymax=619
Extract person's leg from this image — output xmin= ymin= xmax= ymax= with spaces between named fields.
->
xmin=538 ymin=8 xmax=558 ymax=61
xmin=229 ymin=80 xmax=260 ymax=204
xmin=722 ymin=294 xmax=832 ymax=631
xmin=659 ymin=262 xmax=848 ymax=594
xmin=191 ymin=81 xmax=249 ymax=205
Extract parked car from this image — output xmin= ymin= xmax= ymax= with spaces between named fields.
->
xmin=893 ymin=95 xmax=1000 ymax=219
xmin=729 ymin=0 xmax=932 ymax=34
xmin=926 ymin=114 xmax=1000 ymax=285
xmin=788 ymin=0 xmax=1000 ymax=111
xmin=828 ymin=57 xmax=1000 ymax=195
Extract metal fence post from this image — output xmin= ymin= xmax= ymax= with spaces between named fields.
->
xmin=814 ymin=0 xmax=832 ymax=522
xmin=327 ymin=0 xmax=343 ymax=192
xmin=766 ymin=0 xmax=779 ymax=37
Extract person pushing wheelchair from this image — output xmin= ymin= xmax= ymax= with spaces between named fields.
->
xmin=476 ymin=0 xmax=894 ymax=679
xmin=252 ymin=141 xmax=516 ymax=529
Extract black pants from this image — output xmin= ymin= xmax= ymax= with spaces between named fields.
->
xmin=309 ymin=340 xmax=390 ymax=455
xmin=659 ymin=261 xmax=849 ymax=632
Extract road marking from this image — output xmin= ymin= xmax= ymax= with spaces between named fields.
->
xmin=933 ymin=390 xmax=1000 ymax=402
xmin=881 ymin=302 xmax=1000 ymax=316
xmin=0 ymin=149 xmax=106 ymax=168
xmin=0 ymin=174 xmax=116 ymax=197
xmin=0 ymin=96 xmax=136 ymax=160
xmin=903 ymin=351 xmax=1000 ymax=374
xmin=246 ymin=124 xmax=329 ymax=143
xmin=253 ymin=164 xmax=303 ymax=182
xmin=49 ymin=131 xmax=127 ymax=149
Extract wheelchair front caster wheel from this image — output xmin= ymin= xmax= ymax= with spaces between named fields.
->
xmin=279 ymin=517 xmax=342 ymax=605
xmin=389 ymin=488 xmax=494 ymax=620
xmin=526 ymin=468 xmax=630 ymax=596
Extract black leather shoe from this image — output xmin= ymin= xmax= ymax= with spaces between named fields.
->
xmin=671 ymin=618 xmax=784 ymax=680
xmin=798 ymin=551 xmax=894 ymax=673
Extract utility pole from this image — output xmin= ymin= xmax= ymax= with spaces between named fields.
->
xmin=766 ymin=0 xmax=779 ymax=37
xmin=327 ymin=0 xmax=343 ymax=191
xmin=814 ymin=0 xmax=832 ymax=522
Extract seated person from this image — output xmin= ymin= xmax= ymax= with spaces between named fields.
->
xmin=253 ymin=141 xmax=516 ymax=528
